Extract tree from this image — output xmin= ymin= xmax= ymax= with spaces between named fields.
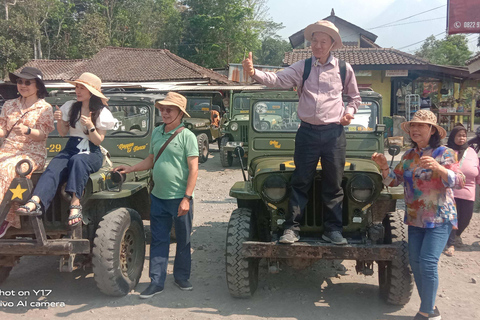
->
xmin=254 ymin=37 xmax=290 ymax=66
xmin=415 ymin=34 xmax=472 ymax=66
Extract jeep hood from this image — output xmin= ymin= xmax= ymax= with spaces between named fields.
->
xmin=250 ymin=156 xmax=381 ymax=176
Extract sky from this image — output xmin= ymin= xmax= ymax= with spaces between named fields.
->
xmin=265 ymin=0 xmax=479 ymax=55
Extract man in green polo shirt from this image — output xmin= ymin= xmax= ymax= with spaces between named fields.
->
xmin=115 ymin=92 xmax=198 ymax=298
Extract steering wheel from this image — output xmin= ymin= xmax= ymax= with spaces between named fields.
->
xmin=110 ymin=130 xmax=136 ymax=136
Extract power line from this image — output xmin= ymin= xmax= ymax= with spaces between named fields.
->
xmin=369 ymin=4 xmax=446 ymax=30
xmin=398 ymin=31 xmax=446 ymax=50
xmin=368 ymin=17 xmax=445 ymax=30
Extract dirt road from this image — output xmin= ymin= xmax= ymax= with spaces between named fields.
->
xmin=1 ymin=146 xmax=480 ymax=319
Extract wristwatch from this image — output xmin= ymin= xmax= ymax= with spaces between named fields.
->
xmin=88 ymin=127 xmax=96 ymax=133
xmin=183 ymin=194 xmax=193 ymax=201
xmin=25 ymin=127 xmax=31 ymax=135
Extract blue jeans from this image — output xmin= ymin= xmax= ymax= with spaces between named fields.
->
xmin=34 ymin=137 xmax=102 ymax=212
xmin=408 ymin=222 xmax=452 ymax=314
xmin=286 ymin=122 xmax=346 ymax=232
xmin=149 ymin=195 xmax=193 ymax=287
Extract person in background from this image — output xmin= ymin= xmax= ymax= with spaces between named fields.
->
xmin=420 ymin=89 xmax=431 ymax=110
xmin=242 ymin=20 xmax=361 ymax=245
xmin=372 ymin=110 xmax=465 ymax=320
xmin=17 ymin=73 xmax=116 ymax=227
xmin=444 ymin=124 xmax=480 ymax=256
xmin=115 ymin=92 xmax=198 ymax=299
xmin=0 ymin=67 xmax=54 ymax=238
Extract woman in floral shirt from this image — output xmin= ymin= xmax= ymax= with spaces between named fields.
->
xmin=0 ymin=67 xmax=55 ymax=237
xmin=372 ymin=110 xmax=465 ymax=320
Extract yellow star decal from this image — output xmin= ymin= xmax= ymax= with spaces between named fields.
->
xmin=9 ymin=184 xmax=28 ymax=201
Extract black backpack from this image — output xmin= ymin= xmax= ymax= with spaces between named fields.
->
xmin=301 ymin=57 xmax=347 ymax=93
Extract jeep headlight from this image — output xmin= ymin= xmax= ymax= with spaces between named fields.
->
xmin=187 ymin=124 xmax=193 ymax=129
xmin=262 ymin=175 xmax=287 ymax=203
xmin=348 ymin=174 xmax=375 ymax=203
xmin=230 ymin=122 xmax=239 ymax=131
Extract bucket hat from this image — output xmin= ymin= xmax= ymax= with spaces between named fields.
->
xmin=155 ymin=92 xmax=190 ymax=118
xmin=9 ymin=67 xmax=47 ymax=94
xmin=400 ymin=110 xmax=446 ymax=139
xmin=304 ymin=20 xmax=343 ymax=50
xmin=65 ymin=73 xmax=109 ymax=104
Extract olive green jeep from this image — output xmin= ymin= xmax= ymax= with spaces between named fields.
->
xmin=181 ymin=91 xmax=226 ymax=163
xmin=219 ymin=92 xmax=251 ymax=167
xmin=225 ymin=90 xmax=413 ymax=305
xmin=0 ymin=93 xmax=168 ymax=296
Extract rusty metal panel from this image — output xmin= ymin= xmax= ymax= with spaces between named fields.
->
xmin=242 ymin=241 xmax=399 ymax=261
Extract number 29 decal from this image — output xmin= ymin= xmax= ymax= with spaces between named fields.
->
xmin=47 ymin=144 xmax=62 ymax=153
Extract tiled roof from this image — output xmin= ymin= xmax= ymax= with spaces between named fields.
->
xmin=15 ymin=59 xmax=86 ymax=81
xmin=10 ymin=47 xmax=233 ymax=84
xmin=283 ymin=47 xmax=429 ymax=66
xmin=466 ymin=52 xmax=480 ymax=65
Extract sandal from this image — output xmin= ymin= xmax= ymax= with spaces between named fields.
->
xmin=16 ymin=198 xmax=42 ymax=216
xmin=68 ymin=205 xmax=83 ymax=228
xmin=444 ymin=246 xmax=455 ymax=257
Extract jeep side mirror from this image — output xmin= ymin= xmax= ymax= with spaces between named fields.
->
xmin=388 ymin=146 xmax=401 ymax=157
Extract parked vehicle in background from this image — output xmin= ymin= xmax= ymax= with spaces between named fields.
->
xmin=219 ymin=92 xmax=251 ymax=167
xmin=181 ymin=91 xmax=226 ymax=163
xmin=225 ymin=90 xmax=413 ymax=305
xmin=0 ymin=93 xmax=167 ymax=296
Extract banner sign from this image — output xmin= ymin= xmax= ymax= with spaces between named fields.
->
xmin=447 ymin=0 xmax=480 ymax=34
xmin=386 ymin=70 xmax=408 ymax=77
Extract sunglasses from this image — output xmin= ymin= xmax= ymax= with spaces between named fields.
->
xmin=159 ymin=107 xmax=175 ymax=114
xmin=16 ymin=79 xmax=34 ymax=86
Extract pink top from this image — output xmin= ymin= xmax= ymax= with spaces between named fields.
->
xmin=454 ymin=147 xmax=480 ymax=201
xmin=251 ymin=54 xmax=361 ymax=125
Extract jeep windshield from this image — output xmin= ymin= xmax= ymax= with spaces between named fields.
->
xmin=252 ymin=99 xmax=379 ymax=133
xmin=50 ymin=104 xmax=151 ymax=137
xmin=344 ymin=100 xmax=379 ymax=132
xmin=252 ymin=100 xmax=300 ymax=132
xmin=233 ymin=97 xmax=250 ymax=112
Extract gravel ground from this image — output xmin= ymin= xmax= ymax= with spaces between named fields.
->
xmin=1 ymin=144 xmax=479 ymax=320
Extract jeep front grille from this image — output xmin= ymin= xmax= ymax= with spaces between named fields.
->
xmin=301 ymin=177 xmax=348 ymax=231
xmin=240 ymin=125 xmax=248 ymax=143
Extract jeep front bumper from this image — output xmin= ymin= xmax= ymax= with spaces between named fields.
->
xmin=242 ymin=241 xmax=399 ymax=261
xmin=223 ymin=141 xmax=244 ymax=152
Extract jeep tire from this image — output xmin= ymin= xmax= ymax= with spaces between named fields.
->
xmin=225 ymin=208 xmax=259 ymax=298
xmin=220 ymin=136 xmax=233 ymax=167
xmin=93 ymin=208 xmax=146 ymax=296
xmin=197 ymin=133 xmax=209 ymax=163
xmin=377 ymin=211 xmax=414 ymax=305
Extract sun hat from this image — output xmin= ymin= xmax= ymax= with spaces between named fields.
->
xmin=65 ymin=73 xmax=109 ymax=103
xmin=155 ymin=92 xmax=190 ymax=118
xmin=9 ymin=67 xmax=48 ymax=95
xmin=304 ymin=20 xmax=343 ymax=50
xmin=400 ymin=109 xmax=447 ymax=139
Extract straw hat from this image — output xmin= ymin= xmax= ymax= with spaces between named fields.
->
xmin=155 ymin=92 xmax=190 ymax=118
xmin=401 ymin=110 xmax=447 ymax=139
xmin=65 ymin=73 xmax=109 ymax=103
xmin=304 ymin=20 xmax=343 ymax=50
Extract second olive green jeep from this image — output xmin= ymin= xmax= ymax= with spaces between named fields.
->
xmin=0 ymin=93 xmax=168 ymax=295
xmin=219 ymin=92 xmax=250 ymax=167
xmin=181 ymin=91 xmax=226 ymax=163
xmin=225 ymin=90 xmax=413 ymax=305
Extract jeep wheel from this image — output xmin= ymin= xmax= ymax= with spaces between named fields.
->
xmin=197 ymin=133 xmax=209 ymax=163
xmin=220 ymin=136 xmax=233 ymax=167
xmin=0 ymin=266 xmax=12 ymax=285
xmin=377 ymin=211 xmax=413 ymax=305
xmin=225 ymin=208 xmax=259 ymax=298
xmin=93 ymin=208 xmax=146 ymax=296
